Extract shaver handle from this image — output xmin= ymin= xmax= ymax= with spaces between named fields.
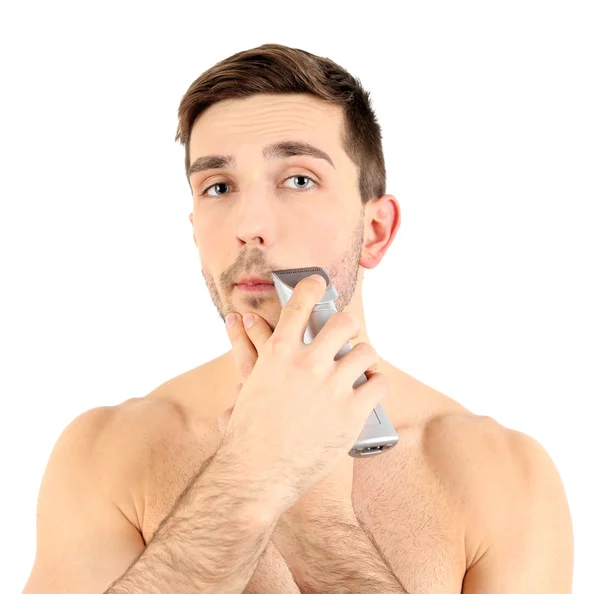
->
xmin=304 ymin=303 xmax=398 ymax=456
xmin=305 ymin=305 xmax=369 ymax=390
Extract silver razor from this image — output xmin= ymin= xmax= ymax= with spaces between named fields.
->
xmin=270 ymin=266 xmax=399 ymax=458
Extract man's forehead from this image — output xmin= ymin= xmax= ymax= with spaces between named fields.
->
xmin=190 ymin=94 xmax=342 ymax=143
xmin=188 ymin=97 xmax=345 ymax=176
xmin=198 ymin=92 xmax=341 ymax=120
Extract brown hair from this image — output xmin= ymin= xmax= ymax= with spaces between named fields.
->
xmin=174 ymin=43 xmax=386 ymax=207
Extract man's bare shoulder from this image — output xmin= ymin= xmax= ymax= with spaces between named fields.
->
xmin=65 ymin=391 xmax=219 ymax=528
xmin=108 ymin=394 xmax=220 ymax=471
xmin=419 ymin=412 xmax=568 ymax=569
xmin=421 ymin=412 xmax=556 ymax=493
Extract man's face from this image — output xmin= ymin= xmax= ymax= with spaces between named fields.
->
xmin=187 ymin=93 xmax=368 ymax=331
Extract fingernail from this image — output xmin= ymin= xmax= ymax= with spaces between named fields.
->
xmin=310 ymin=274 xmax=325 ymax=283
xmin=226 ymin=313 xmax=237 ymax=328
xmin=243 ymin=313 xmax=255 ymax=328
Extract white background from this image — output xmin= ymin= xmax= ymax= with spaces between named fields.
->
xmin=1 ymin=1 xmax=598 ymax=592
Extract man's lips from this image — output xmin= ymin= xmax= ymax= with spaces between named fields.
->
xmin=235 ymin=283 xmax=275 ymax=292
xmin=233 ymin=275 xmax=275 ymax=292
xmin=236 ymin=277 xmax=274 ymax=286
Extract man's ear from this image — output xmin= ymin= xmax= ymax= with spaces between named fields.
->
xmin=360 ymin=194 xmax=401 ymax=269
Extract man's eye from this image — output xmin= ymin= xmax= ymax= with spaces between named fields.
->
xmin=202 ymin=182 xmax=230 ymax=197
xmin=201 ymin=175 xmax=317 ymax=198
xmin=281 ymin=175 xmax=316 ymax=191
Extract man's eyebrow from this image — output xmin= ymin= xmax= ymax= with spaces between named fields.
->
xmin=187 ymin=140 xmax=336 ymax=178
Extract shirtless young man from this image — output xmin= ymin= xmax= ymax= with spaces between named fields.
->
xmin=23 ymin=44 xmax=574 ymax=594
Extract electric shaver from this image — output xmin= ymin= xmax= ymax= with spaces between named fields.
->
xmin=270 ymin=267 xmax=400 ymax=458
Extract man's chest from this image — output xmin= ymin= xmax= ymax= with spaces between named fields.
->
xmin=138 ymin=424 xmax=467 ymax=594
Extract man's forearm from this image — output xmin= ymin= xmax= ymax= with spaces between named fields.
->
xmin=105 ymin=447 xmax=278 ymax=594
xmin=286 ymin=510 xmax=410 ymax=594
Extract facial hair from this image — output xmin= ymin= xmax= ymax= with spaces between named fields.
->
xmin=201 ymin=218 xmax=365 ymax=332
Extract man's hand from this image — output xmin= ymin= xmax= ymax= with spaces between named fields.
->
xmin=219 ymin=309 xmax=371 ymax=523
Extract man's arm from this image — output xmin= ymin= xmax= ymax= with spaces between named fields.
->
xmin=462 ymin=428 xmax=574 ymax=593
xmin=24 ymin=405 xmax=279 ymax=594
xmin=276 ymin=508 xmax=409 ymax=594
xmin=106 ymin=444 xmax=279 ymax=594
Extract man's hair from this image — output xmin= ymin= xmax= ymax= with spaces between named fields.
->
xmin=174 ymin=43 xmax=386 ymax=207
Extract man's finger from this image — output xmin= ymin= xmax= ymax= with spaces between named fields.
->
xmin=241 ymin=312 xmax=273 ymax=352
xmin=225 ymin=311 xmax=273 ymax=381
xmin=272 ymin=274 xmax=326 ymax=346
xmin=225 ymin=312 xmax=258 ymax=382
